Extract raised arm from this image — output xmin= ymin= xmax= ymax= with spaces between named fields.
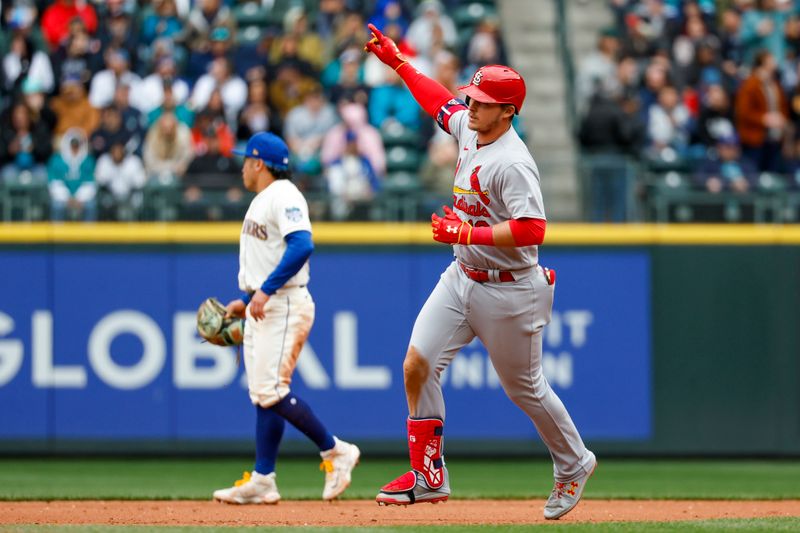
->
xmin=364 ymin=24 xmax=457 ymax=120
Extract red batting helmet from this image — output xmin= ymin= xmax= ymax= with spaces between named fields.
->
xmin=457 ymin=65 xmax=526 ymax=114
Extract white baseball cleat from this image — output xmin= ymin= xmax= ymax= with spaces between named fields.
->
xmin=543 ymin=451 xmax=597 ymax=520
xmin=213 ymin=471 xmax=281 ymax=504
xmin=319 ymin=437 xmax=361 ymax=500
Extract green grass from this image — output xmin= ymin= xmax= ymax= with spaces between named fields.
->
xmin=0 ymin=458 xmax=800 ymax=501
xmin=1 ymin=518 xmax=800 ymax=532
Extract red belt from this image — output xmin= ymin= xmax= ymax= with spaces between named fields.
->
xmin=458 ymin=262 xmax=515 ymax=283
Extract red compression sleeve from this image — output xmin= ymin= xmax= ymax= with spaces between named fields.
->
xmin=509 ymin=218 xmax=547 ymax=246
xmin=396 ymin=62 xmax=455 ymax=119
xmin=468 ymin=225 xmax=494 ymax=245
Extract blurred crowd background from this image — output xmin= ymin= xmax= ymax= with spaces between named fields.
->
xmin=5 ymin=0 xmax=800 ymax=224
xmin=577 ymin=0 xmax=800 ymax=222
xmin=0 ymin=0 xmax=504 ymax=222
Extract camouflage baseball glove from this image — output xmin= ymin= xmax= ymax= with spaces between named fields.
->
xmin=197 ymin=297 xmax=245 ymax=346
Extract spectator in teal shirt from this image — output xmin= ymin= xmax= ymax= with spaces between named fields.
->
xmin=47 ymin=128 xmax=97 ymax=221
xmin=740 ymin=0 xmax=791 ymax=70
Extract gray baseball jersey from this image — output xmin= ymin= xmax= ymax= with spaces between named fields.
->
xmin=408 ymin=103 xmax=593 ymax=481
xmin=446 ymin=108 xmax=546 ymax=271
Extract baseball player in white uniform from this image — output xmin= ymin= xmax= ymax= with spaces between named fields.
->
xmin=365 ymin=25 xmax=596 ymax=519
xmin=212 ymin=132 xmax=360 ymax=504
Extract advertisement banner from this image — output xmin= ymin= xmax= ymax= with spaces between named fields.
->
xmin=0 ymin=248 xmax=650 ymax=442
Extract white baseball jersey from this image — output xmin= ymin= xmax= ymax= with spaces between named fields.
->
xmin=238 ymin=179 xmax=312 ymax=293
xmin=439 ymin=101 xmax=545 ymax=271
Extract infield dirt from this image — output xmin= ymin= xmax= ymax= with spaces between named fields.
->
xmin=2 ymin=500 xmax=800 ymax=526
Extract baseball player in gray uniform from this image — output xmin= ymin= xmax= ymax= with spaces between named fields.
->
xmin=365 ymin=25 xmax=596 ymax=519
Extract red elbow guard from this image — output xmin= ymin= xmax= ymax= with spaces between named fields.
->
xmin=509 ymin=218 xmax=546 ymax=246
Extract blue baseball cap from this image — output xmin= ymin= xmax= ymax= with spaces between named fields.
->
xmin=233 ymin=132 xmax=290 ymax=170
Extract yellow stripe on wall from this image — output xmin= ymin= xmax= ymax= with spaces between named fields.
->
xmin=1 ymin=223 xmax=800 ymax=245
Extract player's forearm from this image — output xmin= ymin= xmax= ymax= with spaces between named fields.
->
xmin=395 ymin=63 xmax=454 ymax=119
xmin=477 ymin=219 xmax=546 ymax=247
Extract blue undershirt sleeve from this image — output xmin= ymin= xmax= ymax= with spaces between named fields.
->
xmin=260 ymin=230 xmax=314 ymax=295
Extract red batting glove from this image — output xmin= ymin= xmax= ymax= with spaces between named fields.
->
xmin=431 ymin=205 xmax=471 ymax=245
xmin=364 ymin=23 xmax=407 ymax=71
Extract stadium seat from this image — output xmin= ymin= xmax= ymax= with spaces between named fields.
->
xmin=141 ymin=175 xmax=181 ymax=221
xmin=0 ymin=170 xmax=48 ymax=222
xmin=233 ymin=2 xmax=272 ymax=27
xmin=380 ymin=122 xmax=421 ymax=148
xmin=453 ymin=2 xmax=497 ymax=29
xmin=377 ymin=172 xmax=424 ymax=221
xmin=238 ymin=25 xmax=265 ymax=46
xmin=386 ymin=146 xmax=422 ymax=173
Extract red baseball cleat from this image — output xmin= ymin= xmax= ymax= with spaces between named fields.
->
xmin=376 ymin=468 xmax=450 ymax=505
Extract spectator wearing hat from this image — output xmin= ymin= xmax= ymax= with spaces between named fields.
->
xmin=321 ymin=102 xmax=386 ymax=179
xmin=20 ymin=77 xmax=57 ymax=132
xmin=94 ymin=138 xmax=146 ymax=219
xmin=51 ymin=73 xmax=100 ymax=139
xmin=190 ymin=56 xmax=247 ymax=125
xmin=694 ymin=134 xmax=757 ymax=193
xmin=47 ymin=127 xmax=97 ymax=221
xmin=325 ymin=47 xmax=370 ymax=106
xmin=89 ymin=47 xmax=141 ymax=110
xmin=41 ymin=0 xmax=98 ymax=51
xmin=735 ymin=49 xmax=789 ymax=172
xmin=3 ymin=2 xmax=44 ymax=49
xmin=182 ymin=0 xmax=236 ymax=53
xmin=0 ymin=100 xmax=53 ymax=184
xmin=2 ymin=33 xmax=54 ymax=95
xmin=187 ymin=25 xmax=235 ymax=83
xmin=137 ymin=55 xmax=189 ymax=114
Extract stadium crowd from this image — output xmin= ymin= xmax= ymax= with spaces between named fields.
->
xmin=0 ymin=0 xmax=503 ymax=221
xmin=578 ymin=0 xmax=800 ymax=222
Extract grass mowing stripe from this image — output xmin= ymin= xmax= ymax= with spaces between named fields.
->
xmin=1 ymin=458 xmax=800 ymax=500
xmin=2 ymin=518 xmax=800 ymax=532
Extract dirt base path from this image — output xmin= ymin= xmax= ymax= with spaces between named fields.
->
xmin=2 ymin=500 xmax=800 ymax=526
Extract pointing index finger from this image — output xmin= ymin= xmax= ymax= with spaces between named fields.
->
xmin=367 ymin=23 xmax=384 ymax=40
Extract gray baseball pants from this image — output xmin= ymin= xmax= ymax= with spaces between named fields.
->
xmin=408 ymin=261 xmax=594 ymax=481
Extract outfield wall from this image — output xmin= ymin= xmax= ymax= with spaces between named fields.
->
xmin=0 ymin=224 xmax=798 ymax=456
